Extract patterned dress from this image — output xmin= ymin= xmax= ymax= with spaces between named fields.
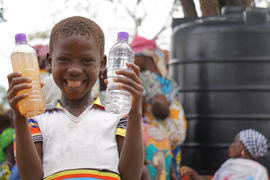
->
xmin=143 ymin=123 xmax=172 ymax=180
xmin=140 ymin=70 xmax=187 ymax=179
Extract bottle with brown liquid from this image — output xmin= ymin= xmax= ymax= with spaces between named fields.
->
xmin=10 ymin=33 xmax=45 ymax=117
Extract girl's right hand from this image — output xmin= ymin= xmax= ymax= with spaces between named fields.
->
xmin=7 ymin=71 xmax=32 ymax=117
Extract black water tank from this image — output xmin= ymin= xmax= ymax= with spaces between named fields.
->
xmin=169 ymin=6 xmax=270 ymax=175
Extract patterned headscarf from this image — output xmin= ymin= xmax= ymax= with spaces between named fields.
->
xmin=239 ymin=129 xmax=268 ymax=159
xmin=130 ymin=34 xmax=168 ymax=78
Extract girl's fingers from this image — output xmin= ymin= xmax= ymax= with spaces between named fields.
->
xmin=40 ymin=81 xmax=45 ymax=88
xmin=113 ymin=77 xmax=143 ymax=93
xmin=8 ymin=93 xmax=29 ymax=109
xmin=115 ymin=70 xmax=142 ymax=86
xmin=126 ymin=62 xmax=140 ymax=77
xmin=7 ymin=83 xmax=32 ymax=101
xmin=7 ymin=76 xmax=32 ymax=94
xmin=7 ymin=72 xmax=22 ymax=85
xmin=7 ymin=72 xmax=32 ymax=106
xmin=104 ymin=63 xmax=143 ymax=95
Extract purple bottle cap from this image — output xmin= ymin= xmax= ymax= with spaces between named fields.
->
xmin=15 ymin=33 xmax=27 ymax=42
xmin=117 ymin=31 xmax=129 ymax=41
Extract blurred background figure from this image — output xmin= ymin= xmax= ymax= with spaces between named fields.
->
xmin=130 ymin=34 xmax=187 ymax=179
xmin=180 ymin=129 xmax=268 ymax=180
xmin=42 ymin=75 xmax=61 ymax=104
xmin=0 ymin=113 xmax=20 ymax=180
xmin=33 ymin=44 xmax=50 ymax=82
xmin=141 ymin=95 xmax=178 ymax=180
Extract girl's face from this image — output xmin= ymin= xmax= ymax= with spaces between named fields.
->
xmin=228 ymin=134 xmax=245 ymax=158
xmin=48 ymin=34 xmax=105 ymax=101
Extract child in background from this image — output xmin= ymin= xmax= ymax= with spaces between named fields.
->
xmin=7 ymin=16 xmax=144 ymax=180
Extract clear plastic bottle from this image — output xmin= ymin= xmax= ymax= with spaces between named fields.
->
xmin=104 ymin=31 xmax=134 ymax=114
xmin=10 ymin=33 xmax=45 ymax=117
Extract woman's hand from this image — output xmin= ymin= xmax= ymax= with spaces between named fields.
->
xmin=180 ymin=166 xmax=194 ymax=177
xmin=180 ymin=166 xmax=204 ymax=180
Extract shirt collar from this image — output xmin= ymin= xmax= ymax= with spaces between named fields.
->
xmin=46 ymin=96 xmax=104 ymax=111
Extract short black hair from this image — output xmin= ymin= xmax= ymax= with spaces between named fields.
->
xmin=49 ymin=16 xmax=105 ymax=57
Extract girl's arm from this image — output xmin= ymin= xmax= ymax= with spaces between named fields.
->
xmin=110 ymin=62 xmax=144 ymax=180
xmin=7 ymin=72 xmax=44 ymax=179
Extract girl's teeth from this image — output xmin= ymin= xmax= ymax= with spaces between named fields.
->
xmin=66 ymin=80 xmax=83 ymax=88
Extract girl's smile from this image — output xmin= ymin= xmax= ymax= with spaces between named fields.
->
xmin=65 ymin=80 xmax=84 ymax=89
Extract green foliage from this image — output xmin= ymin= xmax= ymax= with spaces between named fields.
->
xmin=136 ymin=18 xmax=142 ymax=26
xmin=28 ymin=30 xmax=50 ymax=40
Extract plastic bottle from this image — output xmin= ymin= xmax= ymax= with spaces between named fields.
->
xmin=104 ymin=31 xmax=134 ymax=114
xmin=10 ymin=33 xmax=45 ymax=117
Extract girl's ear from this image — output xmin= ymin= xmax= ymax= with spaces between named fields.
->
xmin=100 ymin=55 xmax=107 ymax=72
xmin=46 ymin=52 xmax=52 ymax=73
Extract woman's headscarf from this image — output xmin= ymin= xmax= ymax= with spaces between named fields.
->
xmin=239 ymin=129 xmax=268 ymax=159
xmin=33 ymin=45 xmax=49 ymax=58
xmin=130 ymin=34 xmax=168 ymax=78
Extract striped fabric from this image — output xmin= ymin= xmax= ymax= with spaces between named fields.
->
xmin=44 ymin=168 xmax=121 ymax=180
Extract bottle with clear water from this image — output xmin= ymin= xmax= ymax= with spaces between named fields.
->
xmin=104 ymin=31 xmax=134 ymax=114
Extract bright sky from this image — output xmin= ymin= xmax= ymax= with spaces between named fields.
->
xmin=0 ymin=0 xmax=193 ymax=90
xmin=0 ymin=0 xmax=267 ymax=91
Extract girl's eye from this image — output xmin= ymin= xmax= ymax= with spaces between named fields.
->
xmin=82 ymin=58 xmax=94 ymax=63
xmin=58 ymin=58 xmax=69 ymax=62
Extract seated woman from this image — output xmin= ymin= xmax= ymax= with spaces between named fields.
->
xmin=180 ymin=129 xmax=268 ymax=180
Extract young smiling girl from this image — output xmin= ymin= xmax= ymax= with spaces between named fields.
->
xmin=7 ymin=16 xmax=144 ymax=180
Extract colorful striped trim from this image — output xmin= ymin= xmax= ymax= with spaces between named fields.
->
xmin=44 ymin=168 xmax=121 ymax=180
xmin=115 ymin=128 xmax=126 ymax=137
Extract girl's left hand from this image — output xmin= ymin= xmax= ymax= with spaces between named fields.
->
xmin=104 ymin=62 xmax=144 ymax=110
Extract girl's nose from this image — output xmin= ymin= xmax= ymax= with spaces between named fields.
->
xmin=67 ymin=65 xmax=83 ymax=75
